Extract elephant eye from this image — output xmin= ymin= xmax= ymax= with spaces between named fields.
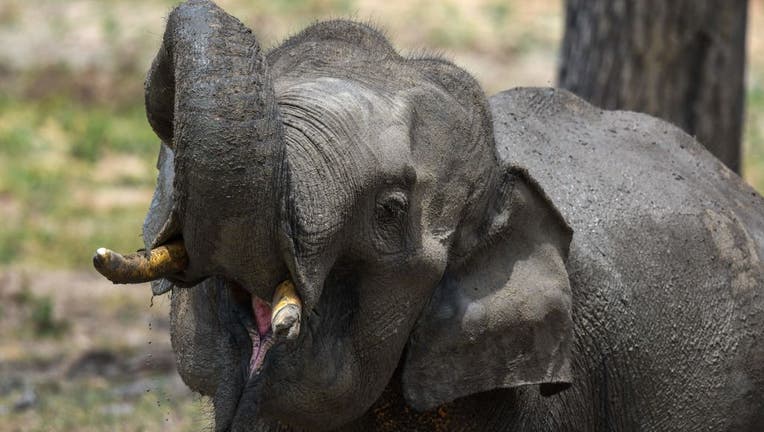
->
xmin=375 ymin=190 xmax=408 ymax=224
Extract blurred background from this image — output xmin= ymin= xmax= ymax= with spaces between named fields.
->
xmin=0 ymin=0 xmax=762 ymax=430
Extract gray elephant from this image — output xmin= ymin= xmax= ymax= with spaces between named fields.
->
xmin=92 ymin=1 xmax=764 ymax=430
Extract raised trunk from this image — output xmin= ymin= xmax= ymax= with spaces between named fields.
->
xmin=143 ymin=0 xmax=287 ymax=295
xmin=558 ymin=0 xmax=747 ymax=173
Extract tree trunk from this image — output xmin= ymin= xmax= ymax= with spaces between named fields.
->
xmin=558 ymin=0 xmax=747 ymax=173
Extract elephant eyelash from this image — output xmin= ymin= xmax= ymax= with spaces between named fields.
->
xmin=375 ymin=190 xmax=409 ymax=223
xmin=372 ymin=190 xmax=413 ymax=256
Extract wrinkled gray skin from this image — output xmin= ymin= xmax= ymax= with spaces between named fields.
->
xmin=139 ymin=1 xmax=764 ymax=431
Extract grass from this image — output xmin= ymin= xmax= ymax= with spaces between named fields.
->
xmin=744 ymin=81 xmax=764 ymax=189
xmin=0 ymin=375 xmax=206 ymax=431
xmin=0 ymin=96 xmax=157 ymax=268
xmin=4 ymin=270 xmax=65 ymax=339
xmin=25 ymin=290 xmax=69 ymax=338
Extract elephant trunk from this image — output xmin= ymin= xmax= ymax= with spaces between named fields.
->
xmin=142 ymin=0 xmax=287 ymax=295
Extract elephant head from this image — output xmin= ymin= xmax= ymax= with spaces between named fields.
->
xmin=93 ymin=1 xmax=574 ymax=430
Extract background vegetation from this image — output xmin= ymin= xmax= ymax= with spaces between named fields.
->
xmin=0 ymin=0 xmax=762 ymax=429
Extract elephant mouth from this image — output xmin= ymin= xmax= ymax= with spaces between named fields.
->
xmin=229 ymin=282 xmax=276 ymax=379
xmin=229 ymin=280 xmax=302 ymax=380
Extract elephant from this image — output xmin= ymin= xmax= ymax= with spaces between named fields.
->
xmin=92 ymin=1 xmax=764 ymax=430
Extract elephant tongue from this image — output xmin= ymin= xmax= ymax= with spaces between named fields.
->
xmin=252 ymin=296 xmax=272 ymax=336
xmin=248 ymin=296 xmax=273 ymax=378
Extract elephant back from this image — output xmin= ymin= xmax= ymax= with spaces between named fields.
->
xmin=490 ymin=87 xmax=764 ymax=431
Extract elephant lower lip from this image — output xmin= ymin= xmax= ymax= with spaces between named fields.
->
xmin=247 ymin=328 xmax=274 ymax=378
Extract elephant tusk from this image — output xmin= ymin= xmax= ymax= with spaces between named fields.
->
xmin=271 ymin=280 xmax=302 ymax=340
xmin=93 ymin=240 xmax=188 ymax=284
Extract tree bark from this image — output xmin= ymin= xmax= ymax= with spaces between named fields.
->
xmin=558 ymin=0 xmax=747 ymax=173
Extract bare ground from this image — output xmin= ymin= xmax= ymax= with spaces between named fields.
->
xmin=0 ymin=269 xmax=204 ymax=431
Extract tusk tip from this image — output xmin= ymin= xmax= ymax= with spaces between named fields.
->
xmin=271 ymin=279 xmax=303 ymax=340
xmin=92 ymin=242 xmax=188 ymax=284
xmin=92 ymin=247 xmax=113 ymax=270
xmin=272 ymin=304 xmax=301 ymax=340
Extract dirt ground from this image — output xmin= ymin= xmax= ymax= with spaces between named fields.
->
xmin=0 ymin=270 xmax=206 ymax=431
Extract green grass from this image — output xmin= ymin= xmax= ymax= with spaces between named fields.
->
xmin=28 ymin=292 xmax=70 ymax=338
xmin=0 ymin=97 xmax=158 ymax=268
xmin=744 ymin=80 xmax=764 ymax=191
xmin=0 ymin=376 xmax=206 ymax=431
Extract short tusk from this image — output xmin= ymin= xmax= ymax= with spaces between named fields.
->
xmin=93 ymin=240 xmax=188 ymax=284
xmin=271 ymin=280 xmax=302 ymax=340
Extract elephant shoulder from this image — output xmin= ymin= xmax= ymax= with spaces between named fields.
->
xmin=489 ymin=87 xmax=764 ymax=306
xmin=490 ymin=88 xmax=764 ymax=428
xmin=489 ymin=87 xmax=764 ymax=255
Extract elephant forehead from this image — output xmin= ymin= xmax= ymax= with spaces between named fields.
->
xmin=277 ymin=77 xmax=413 ymax=171
xmin=276 ymin=78 xmax=415 ymax=242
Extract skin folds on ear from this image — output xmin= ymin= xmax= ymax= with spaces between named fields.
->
xmin=402 ymin=167 xmax=574 ymax=411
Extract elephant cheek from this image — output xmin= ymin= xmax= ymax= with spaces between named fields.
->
xmin=361 ymin=238 xmax=449 ymax=390
xmin=170 ymin=282 xmax=225 ymax=396
xmin=418 ymin=234 xmax=449 ymax=279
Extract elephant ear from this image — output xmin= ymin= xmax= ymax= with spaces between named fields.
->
xmin=402 ymin=167 xmax=574 ymax=411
